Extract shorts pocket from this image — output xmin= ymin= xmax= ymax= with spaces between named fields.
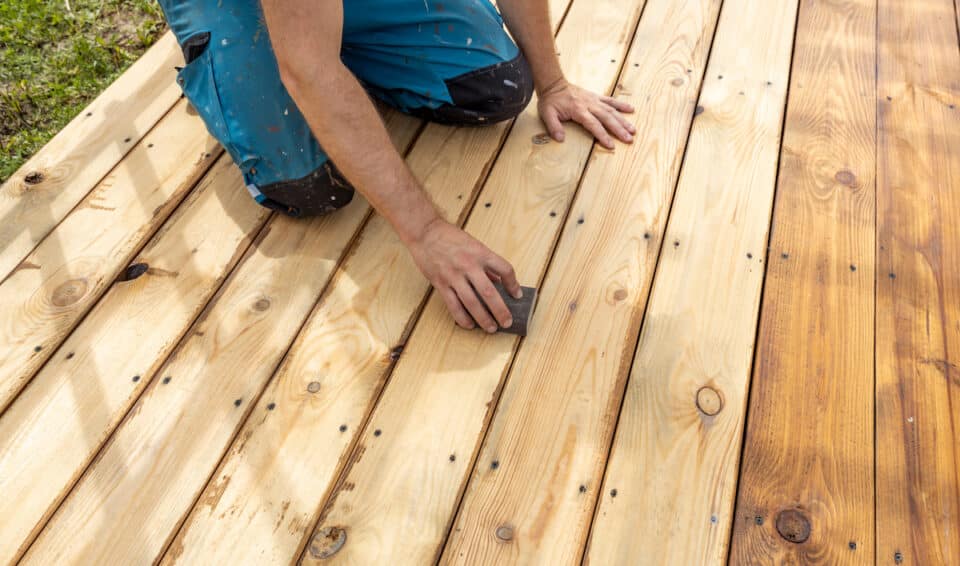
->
xmin=176 ymin=40 xmax=240 ymax=164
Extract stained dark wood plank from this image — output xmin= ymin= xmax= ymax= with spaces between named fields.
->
xmin=730 ymin=0 xmax=878 ymax=563
xmin=875 ymin=0 xmax=960 ymax=562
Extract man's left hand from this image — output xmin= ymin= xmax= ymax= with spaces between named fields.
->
xmin=537 ymin=79 xmax=635 ymax=149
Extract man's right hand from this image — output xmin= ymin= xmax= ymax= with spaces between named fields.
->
xmin=408 ymin=218 xmax=523 ymax=333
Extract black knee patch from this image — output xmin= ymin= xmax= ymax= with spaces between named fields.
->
xmin=256 ymin=161 xmax=354 ymax=218
xmin=413 ymin=53 xmax=534 ymax=125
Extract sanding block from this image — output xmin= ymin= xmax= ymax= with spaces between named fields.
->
xmin=490 ymin=283 xmax=538 ymax=336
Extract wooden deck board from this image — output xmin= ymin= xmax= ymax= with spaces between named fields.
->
xmin=298 ymin=0 xmax=648 ymax=562
xmin=3 ymin=154 xmax=270 ymax=564
xmin=0 ymin=99 xmax=221 ymax=414
xmin=729 ymin=0 xmax=878 ymax=562
xmin=0 ymin=32 xmax=183 ymax=281
xmin=875 ymin=0 xmax=960 ymax=562
xmin=20 ymin=112 xmax=421 ymax=566
xmin=2 ymin=1 xmax=959 ymax=564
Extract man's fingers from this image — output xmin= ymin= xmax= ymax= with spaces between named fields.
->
xmin=484 ymin=254 xmax=521 ymax=299
xmin=468 ymin=271 xmax=513 ymax=329
xmin=578 ymin=111 xmax=615 ymax=149
xmin=542 ymin=107 xmax=566 ymax=142
xmin=603 ymin=101 xmax=636 ymax=135
xmin=440 ymin=287 xmax=475 ymax=330
xmin=596 ymin=106 xmax=633 ymax=144
xmin=602 ymin=96 xmax=635 ymax=114
xmin=454 ymin=280 xmax=498 ymax=333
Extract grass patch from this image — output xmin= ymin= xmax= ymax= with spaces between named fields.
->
xmin=0 ymin=0 xmax=167 ymax=181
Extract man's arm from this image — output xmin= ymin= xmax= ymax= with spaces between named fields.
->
xmin=260 ymin=0 xmax=521 ymax=333
xmin=496 ymin=0 xmax=637 ymax=149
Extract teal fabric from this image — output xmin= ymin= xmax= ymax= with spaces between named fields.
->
xmin=158 ymin=0 xmax=519 ymax=189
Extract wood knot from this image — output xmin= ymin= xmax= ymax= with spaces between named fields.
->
xmin=309 ymin=526 xmax=347 ymax=559
xmin=696 ymin=386 xmax=723 ymax=416
xmin=24 ymin=171 xmax=45 ymax=185
xmin=118 ymin=262 xmax=149 ymax=282
xmin=307 ymin=381 xmax=321 ymax=393
xmin=532 ymin=133 xmax=551 ymax=145
xmin=670 ymin=77 xmax=684 ymax=87
xmin=52 ymin=278 xmax=89 ymax=307
xmin=834 ymin=169 xmax=857 ymax=187
xmin=775 ymin=509 xmax=811 ymax=544
xmin=613 ymin=289 xmax=628 ymax=302
xmin=495 ymin=525 xmax=514 ymax=542
xmin=253 ymin=298 xmax=271 ymax=312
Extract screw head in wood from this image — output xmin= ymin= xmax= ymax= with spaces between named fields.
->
xmin=495 ymin=525 xmax=514 ymax=542
xmin=309 ymin=526 xmax=347 ymax=559
xmin=119 ymin=262 xmax=149 ymax=282
xmin=696 ymin=386 xmax=723 ymax=416
xmin=775 ymin=509 xmax=811 ymax=544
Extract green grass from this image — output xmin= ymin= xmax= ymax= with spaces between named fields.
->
xmin=0 ymin=0 xmax=167 ymax=182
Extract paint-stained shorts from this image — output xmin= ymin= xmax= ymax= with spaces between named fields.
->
xmin=158 ymin=0 xmax=534 ymax=217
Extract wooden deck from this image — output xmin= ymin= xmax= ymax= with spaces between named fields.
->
xmin=1 ymin=0 xmax=959 ymax=563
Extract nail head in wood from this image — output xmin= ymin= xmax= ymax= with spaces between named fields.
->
xmin=307 ymin=381 xmax=321 ymax=393
xmin=309 ymin=526 xmax=347 ymax=559
xmin=775 ymin=509 xmax=811 ymax=544
xmin=119 ymin=262 xmax=149 ymax=282
xmin=495 ymin=525 xmax=514 ymax=542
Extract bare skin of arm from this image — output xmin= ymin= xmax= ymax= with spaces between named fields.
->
xmin=260 ymin=0 xmax=633 ymax=332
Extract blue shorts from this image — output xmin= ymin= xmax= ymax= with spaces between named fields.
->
xmin=158 ymin=0 xmax=533 ymax=216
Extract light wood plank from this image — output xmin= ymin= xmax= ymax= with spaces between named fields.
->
xmin=874 ymin=0 xmax=960 ymax=562
xmin=162 ymin=117 xmax=508 ymax=566
xmin=0 ymin=32 xmax=183 ymax=280
xmin=725 ymin=0 xmax=877 ymax=563
xmin=0 ymin=99 xmax=221 ymax=413
xmin=444 ymin=0 xmax=794 ymax=563
xmin=0 ymin=154 xmax=268 ymax=564
xmin=20 ymin=113 xmax=421 ymax=566
xmin=161 ymin=5 xmax=574 ymax=562
xmin=297 ymin=0 xmax=647 ymax=563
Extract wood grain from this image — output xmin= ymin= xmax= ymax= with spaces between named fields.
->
xmin=299 ymin=0 xmax=648 ymax=563
xmin=20 ymin=113 xmax=421 ymax=566
xmin=0 ymin=32 xmax=183 ymax=280
xmin=874 ymin=0 xmax=960 ymax=562
xmin=0 ymin=99 xmax=221 ymax=414
xmin=161 ymin=119 xmax=512 ymax=566
xmin=728 ymin=0 xmax=877 ymax=563
xmin=0 ymin=154 xmax=268 ymax=564
xmin=444 ymin=0 xmax=793 ymax=563
xmin=160 ymin=5 xmax=574 ymax=563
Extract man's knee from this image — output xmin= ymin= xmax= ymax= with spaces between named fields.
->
xmin=413 ymin=53 xmax=535 ymax=126
xmin=254 ymin=161 xmax=355 ymax=218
